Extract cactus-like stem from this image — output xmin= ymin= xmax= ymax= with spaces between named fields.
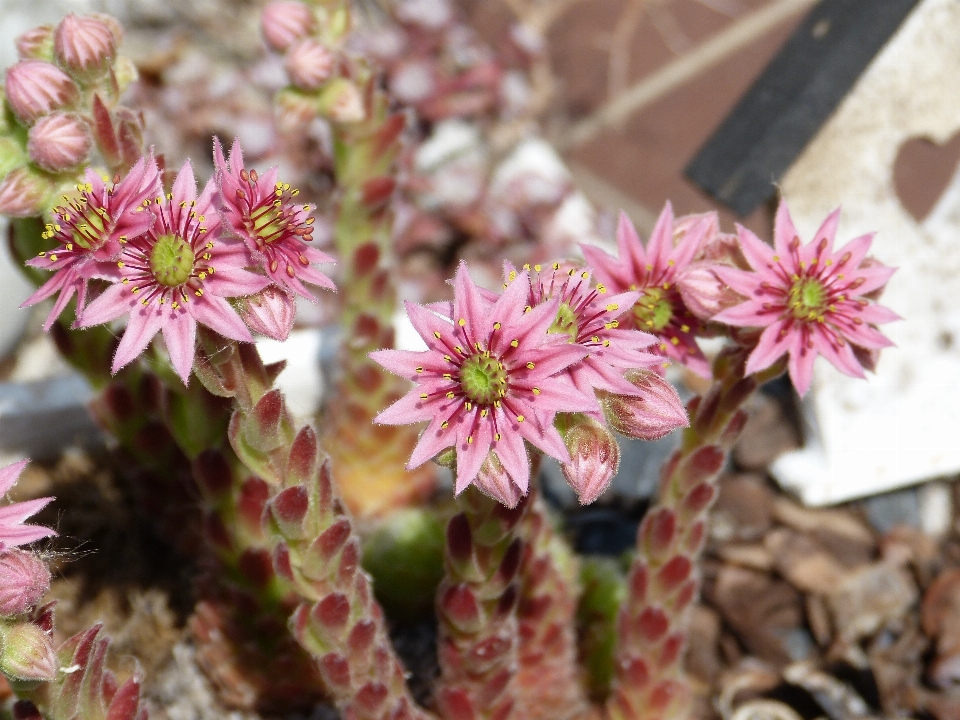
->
xmin=607 ymin=344 xmax=785 ymax=720
xmin=319 ymin=86 xmax=437 ymax=519
xmin=514 ymin=492 xmax=590 ymax=720
xmin=197 ymin=333 xmax=431 ymax=720
xmin=434 ymin=483 xmax=533 ymax=720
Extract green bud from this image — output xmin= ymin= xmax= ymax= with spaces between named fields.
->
xmin=0 ymin=620 xmax=56 ymax=682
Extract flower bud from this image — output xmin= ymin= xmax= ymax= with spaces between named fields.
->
xmin=4 ymin=60 xmax=79 ymax=125
xmin=676 ymin=261 xmax=743 ymax=321
xmin=0 ymin=620 xmax=56 ymax=681
xmin=285 ymin=39 xmax=335 ymax=91
xmin=318 ymin=77 xmax=365 ymax=123
xmin=0 ymin=551 xmax=50 ymax=617
xmin=601 ymin=369 xmax=688 ymax=441
xmin=560 ymin=416 xmax=620 ymax=505
xmin=0 ymin=166 xmax=55 ymax=217
xmin=262 ymin=1 xmax=316 ymax=53
xmin=27 ymin=112 xmax=91 ymax=172
xmin=474 ymin=452 xmax=524 ymax=508
xmin=53 ymin=14 xmax=118 ymax=79
xmin=16 ymin=26 xmax=54 ymax=62
xmin=238 ymin=286 xmax=296 ymax=341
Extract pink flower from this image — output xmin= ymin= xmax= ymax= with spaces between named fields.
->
xmin=712 ymin=202 xmax=898 ymax=396
xmin=237 ymin=285 xmax=296 ymax=341
xmin=514 ymin=261 xmax=662 ymax=399
xmin=77 ymin=160 xmax=271 ymax=383
xmin=0 ymin=460 xmax=55 ymax=552
xmin=581 ymin=205 xmax=713 ymax=378
xmin=560 ymin=415 xmax=620 ymax=505
xmin=0 ymin=550 xmax=50 ymax=616
xmin=284 ymin=39 xmax=334 ymax=91
xmin=371 ymin=263 xmax=596 ymax=496
xmin=21 ymin=157 xmax=161 ymax=330
xmin=215 ymin=138 xmax=335 ymax=300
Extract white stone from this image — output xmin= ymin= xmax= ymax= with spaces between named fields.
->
xmin=771 ymin=0 xmax=960 ymax=504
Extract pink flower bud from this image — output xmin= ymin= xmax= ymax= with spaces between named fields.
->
xmin=27 ymin=112 xmax=91 ymax=172
xmin=4 ymin=60 xmax=79 ymax=125
xmin=319 ymin=77 xmax=365 ymax=123
xmin=0 ymin=167 xmax=55 ymax=217
xmin=676 ymin=261 xmax=743 ymax=321
xmin=15 ymin=26 xmax=54 ymax=62
xmin=238 ymin=285 xmax=296 ymax=341
xmin=601 ymin=369 xmax=688 ymax=441
xmin=262 ymin=1 xmax=316 ymax=53
xmin=0 ymin=551 xmax=50 ymax=617
xmin=474 ymin=452 xmax=524 ymax=509
xmin=560 ymin=416 xmax=620 ymax=505
xmin=0 ymin=621 xmax=56 ymax=681
xmin=53 ymin=14 xmax=118 ymax=79
xmin=285 ymin=39 xmax=335 ymax=91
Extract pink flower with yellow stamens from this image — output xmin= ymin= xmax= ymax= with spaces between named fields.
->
xmin=581 ymin=204 xmax=713 ymax=378
xmin=77 ymin=160 xmax=270 ymax=383
xmin=214 ymin=138 xmax=335 ymax=300
xmin=371 ymin=263 xmax=596 ymax=497
xmin=21 ymin=156 xmax=161 ymax=330
xmin=0 ymin=460 xmax=55 ymax=552
xmin=515 ymin=261 xmax=663 ymax=399
xmin=712 ymin=202 xmax=898 ymax=396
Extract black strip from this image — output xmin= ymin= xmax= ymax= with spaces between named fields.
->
xmin=685 ymin=0 xmax=921 ymax=217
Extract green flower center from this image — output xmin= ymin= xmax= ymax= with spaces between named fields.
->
xmin=549 ymin=302 xmax=579 ymax=342
xmin=150 ymin=234 xmax=195 ymax=287
xmin=460 ymin=353 xmax=507 ymax=406
xmin=788 ymin=277 xmax=827 ymax=320
xmin=632 ymin=287 xmax=673 ymax=332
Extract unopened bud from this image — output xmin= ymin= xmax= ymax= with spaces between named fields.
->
xmin=0 ymin=166 xmax=55 ymax=217
xmin=285 ymin=39 xmax=335 ymax=91
xmin=319 ymin=77 xmax=365 ymax=123
xmin=474 ymin=452 xmax=524 ymax=509
xmin=15 ymin=26 xmax=54 ymax=62
xmin=238 ymin=285 xmax=295 ymax=341
xmin=53 ymin=14 xmax=118 ymax=79
xmin=262 ymin=1 xmax=316 ymax=53
xmin=27 ymin=112 xmax=91 ymax=172
xmin=4 ymin=60 xmax=79 ymax=125
xmin=0 ymin=551 xmax=50 ymax=617
xmin=560 ymin=415 xmax=620 ymax=505
xmin=676 ymin=261 xmax=742 ymax=321
xmin=0 ymin=620 xmax=56 ymax=681
xmin=601 ymin=369 xmax=688 ymax=441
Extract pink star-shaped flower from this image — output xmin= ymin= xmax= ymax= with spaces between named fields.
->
xmin=78 ymin=160 xmax=270 ymax=383
xmin=0 ymin=459 xmax=55 ymax=552
xmin=214 ymin=138 xmax=335 ymax=300
xmin=512 ymin=261 xmax=662 ymax=399
xmin=371 ymin=263 xmax=596 ymax=496
xmin=712 ymin=202 xmax=898 ymax=396
xmin=21 ymin=157 xmax=161 ymax=329
xmin=581 ymin=204 xmax=713 ymax=377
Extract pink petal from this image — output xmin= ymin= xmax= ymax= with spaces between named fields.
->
xmin=856 ymin=303 xmax=900 ymax=325
xmin=518 ymin=418 xmax=570 ymax=464
xmin=405 ymin=301 xmax=452 ymax=350
xmin=642 ymin=203 xmax=675 ymax=278
xmin=787 ymin=332 xmax=817 ymax=397
xmin=669 ymin=213 xmax=710 ymax=270
xmin=814 ymin=330 xmax=865 ymax=380
xmin=162 ymin=312 xmax=198 ymax=384
xmin=78 ymin=282 xmax=135 ymax=327
xmin=713 ymin=266 xmax=762 ymax=298
xmin=850 ymin=264 xmax=896 ymax=295
xmin=451 ymin=262 xmax=490 ymax=348
xmin=188 ymin=295 xmax=253 ymax=342
xmin=113 ymin=305 xmax=163 ymax=373
xmin=580 ymin=243 xmax=630 ymax=291
xmin=370 ymin=349 xmax=445 ymax=379
xmin=713 ymin=300 xmax=777 ymax=327
xmin=455 ymin=410 xmax=493 ymax=491
xmin=407 ymin=415 xmax=455 ymax=470
xmin=0 ymin=523 xmax=57 ymax=547
xmin=773 ymin=200 xmax=801 ymax=269
xmin=736 ymin=225 xmax=775 ymax=272
xmin=206 ymin=266 xmax=271 ymax=297
xmin=832 ymin=232 xmax=875 ymax=270
xmin=493 ymin=429 xmax=529 ymax=494
xmin=374 ymin=390 xmax=445 ymax=425
xmin=746 ymin=322 xmax=792 ymax=375
xmin=811 ymin=207 xmax=841 ymax=258
xmin=0 ymin=497 xmax=52 ymax=525
xmin=0 ymin=460 xmax=29 ymax=496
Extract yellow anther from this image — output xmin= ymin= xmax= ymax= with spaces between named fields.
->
xmin=670 ymin=337 xmax=680 ymax=345
xmin=458 ymin=318 xmax=466 ymax=326
xmin=516 ymin=415 xmax=525 ymax=423
xmin=532 ymin=388 xmax=540 ymax=395
xmin=606 ymin=303 xmax=618 ymax=312
xmin=681 ymin=324 xmax=690 ymax=333
xmin=511 ymin=339 xmax=519 ymax=347
xmin=526 ymin=362 xmax=535 ymax=369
